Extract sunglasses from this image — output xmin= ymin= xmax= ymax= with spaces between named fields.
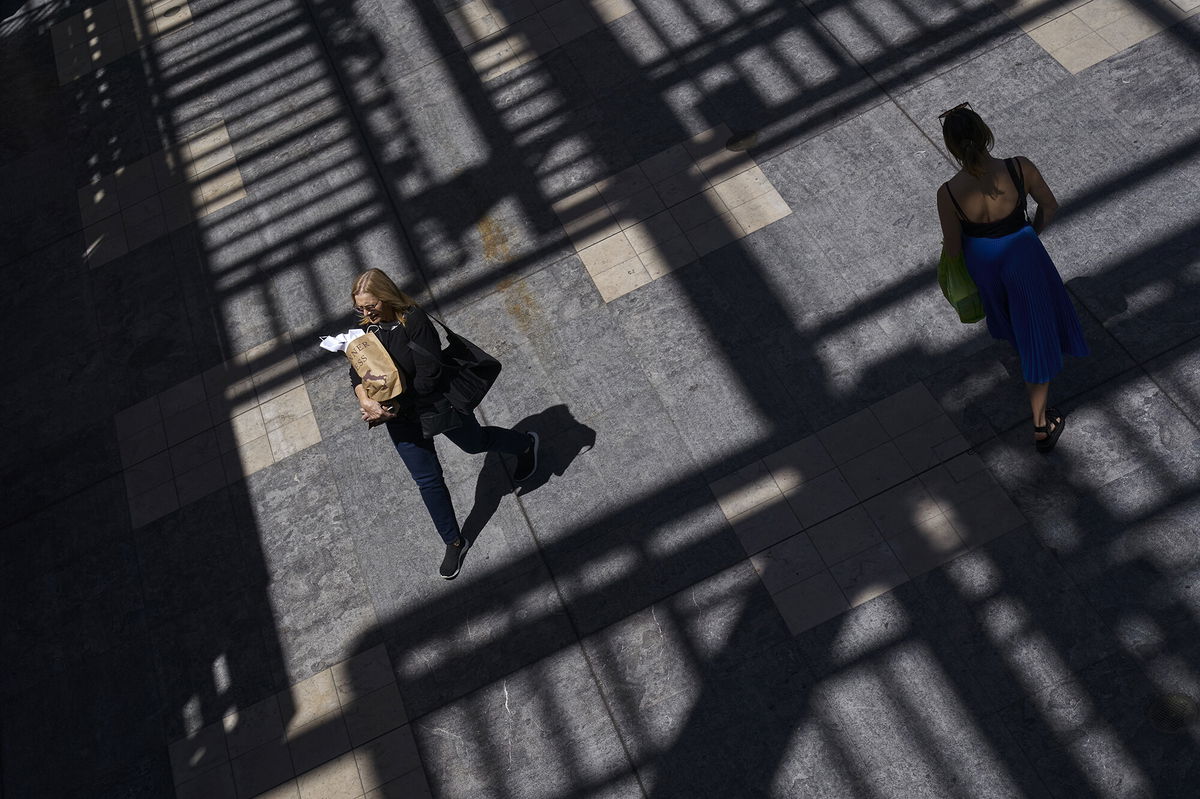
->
xmin=939 ymin=101 xmax=972 ymax=120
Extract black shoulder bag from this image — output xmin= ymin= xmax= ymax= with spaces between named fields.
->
xmin=407 ymin=313 xmax=503 ymax=416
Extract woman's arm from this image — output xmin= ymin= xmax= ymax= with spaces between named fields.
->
xmin=354 ymin=383 xmax=394 ymax=422
xmin=1019 ymin=156 xmax=1058 ymax=235
xmin=936 ymin=184 xmax=963 ymax=259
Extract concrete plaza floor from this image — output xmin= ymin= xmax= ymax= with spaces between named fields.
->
xmin=2 ymin=0 xmax=1199 ymax=795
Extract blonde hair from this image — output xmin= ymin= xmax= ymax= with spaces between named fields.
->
xmin=942 ymin=107 xmax=995 ymax=179
xmin=351 ymin=269 xmax=417 ymax=325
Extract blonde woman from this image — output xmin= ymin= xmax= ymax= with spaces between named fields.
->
xmin=350 ymin=269 xmax=539 ymax=579
xmin=935 ymin=103 xmax=1089 ymax=452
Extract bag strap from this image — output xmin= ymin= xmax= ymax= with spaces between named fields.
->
xmin=407 ymin=338 xmax=450 ymax=368
xmin=1005 ymin=157 xmax=1028 ymax=217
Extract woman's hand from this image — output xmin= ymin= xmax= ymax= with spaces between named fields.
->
xmin=359 ymin=398 xmax=395 ymax=422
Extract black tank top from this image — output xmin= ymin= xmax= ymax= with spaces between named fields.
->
xmin=944 ymin=158 xmax=1030 ymax=238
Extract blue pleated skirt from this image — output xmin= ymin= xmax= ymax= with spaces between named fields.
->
xmin=964 ymin=225 xmax=1090 ymax=383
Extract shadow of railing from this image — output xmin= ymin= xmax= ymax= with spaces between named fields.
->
xmin=0 ymin=0 xmax=1197 ymax=795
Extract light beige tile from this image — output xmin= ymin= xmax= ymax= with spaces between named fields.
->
xmin=1052 ymin=31 xmax=1117 ymax=72
xmin=51 ymin=2 xmax=120 ymax=53
xmin=343 ymin=683 xmax=407 ymax=747
xmin=946 ymin=483 xmax=1027 ymax=548
xmin=638 ymin=236 xmax=697 ymax=279
xmin=551 ymin=184 xmax=607 ymax=217
xmin=288 ymin=711 xmax=352 ymax=776
xmin=254 ymin=779 xmax=300 ymax=799
xmin=230 ymin=738 xmax=294 ymax=799
xmin=353 ymin=726 xmax=422 ymax=793
xmin=450 ymin=0 xmax=492 ymax=23
xmin=609 ymin=185 xmax=666 ymax=229
xmin=124 ymin=450 xmax=174 ymax=498
xmin=1172 ymin=0 xmax=1200 ymax=11
xmin=175 ymin=764 xmax=237 ymax=799
xmin=331 ymin=644 xmax=397 ymax=705
xmin=56 ymin=26 xmax=126 ymax=84
xmin=653 ymin=164 xmax=710 ymax=206
xmin=83 ymin=214 xmax=129 ymax=269
xmin=119 ymin=421 xmax=168 ymax=468
xmin=830 ymin=541 xmax=908 ymax=606
xmin=223 ymin=695 xmax=285 ymax=760
xmin=210 ymin=376 xmax=259 ymax=419
xmin=163 ymin=398 xmax=215 ymax=447
xmin=151 ymin=146 xmax=188 ymax=190
xmin=589 ymin=0 xmax=635 ymax=23
xmin=490 ymin=0 xmax=538 ymax=26
xmin=729 ymin=495 xmax=805 ymax=555
xmin=806 ymin=506 xmax=883 ymax=567
xmin=251 ymin=353 xmax=304 ymax=403
xmin=216 ymin=407 xmax=268 ymax=453
xmin=543 ymin=0 xmax=598 ymax=44
xmin=297 ymin=752 xmax=363 ymax=799
xmin=594 ymin=163 xmax=651 ymax=204
xmin=78 ymin=175 xmax=121 ymax=227
xmin=751 ymin=531 xmax=824 ymax=593
xmin=116 ymin=0 xmax=150 ymax=46
xmin=466 ymin=29 xmax=520 ymax=81
xmin=623 ymin=210 xmax=684 ymax=254
xmin=113 ymin=156 xmax=160 ymax=207
xmin=638 ymin=143 xmax=692 ymax=182
xmin=668 ymin=186 xmax=728 ymax=229
xmin=168 ymin=720 xmax=228 ymax=785
xmin=1028 ymin=11 xmax=1092 ymax=50
xmin=561 ymin=206 xmax=624 ymax=251
xmin=186 ymin=124 xmax=235 ymax=177
xmin=241 ymin=336 xmax=294 ymax=368
xmin=886 ymin=512 xmax=967 ymax=577
xmin=114 ymin=395 xmax=162 ymax=441
xmin=708 ymin=459 xmax=782 ymax=520
xmin=591 ymin=257 xmax=652 ymax=302
xmin=577 ymin=231 xmax=637 ymax=275
xmin=282 ymin=670 xmax=341 ymax=735
xmin=260 ymin=386 xmax=314 ymax=433
xmin=712 ymin=165 xmax=772 ymax=209
xmin=129 ymin=479 xmax=179 ymax=528
xmin=771 ymin=571 xmax=849 ymax=635
xmin=730 ymin=187 xmax=791 ymax=234
xmin=364 ymin=769 xmax=433 ymax=799
xmin=762 ymin=435 xmax=834 ymax=492
xmin=505 ymin=14 xmax=557 ymax=57
xmin=225 ymin=435 xmax=275 ymax=480
xmin=683 ymin=123 xmax=732 ymax=161
xmin=1074 ymin=0 xmax=1134 ymax=29
xmin=169 ymin=429 xmax=221 ymax=474
xmin=862 ymin=477 xmax=942 ymax=538
xmin=175 ymin=456 xmax=229 ymax=505
xmin=149 ymin=0 xmax=193 ymax=37
xmin=122 ymin=194 xmax=167 ymax=251
xmin=1095 ymin=10 xmax=1165 ymax=49
xmin=1005 ymin=0 xmax=1090 ymax=30
xmin=197 ymin=162 xmax=247 ymax=217
xmin=267 ymin=412 xmax=323 ymax=461
xmin=685 ymin=211 xmax=745 ymax=256
xmin=204 ymin=359 xmax=253 ymax=399
xmin=161 ymin=375 xmax=207 ymax=416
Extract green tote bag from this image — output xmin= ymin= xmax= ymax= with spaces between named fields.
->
xmin=937 ymin=250 xmax=984 ymax=324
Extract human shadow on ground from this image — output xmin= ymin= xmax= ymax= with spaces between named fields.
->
xmin=461 ymin=404 xmax=596 ymax=545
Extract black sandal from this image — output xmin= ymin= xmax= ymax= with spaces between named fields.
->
xmin=1035 ymin=407 xmax=1065 ymax=453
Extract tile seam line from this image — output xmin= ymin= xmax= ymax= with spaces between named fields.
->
xmin=290 ymin=3 xmax=650 ymax=794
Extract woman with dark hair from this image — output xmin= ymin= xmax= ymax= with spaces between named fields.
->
xmin=936 ymin=103 xmax=1089 ymax=452
xmin=350 ymin=268 xmax=539 ymax=579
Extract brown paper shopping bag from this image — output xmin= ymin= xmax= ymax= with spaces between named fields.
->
xmin=346 ymin=331 xmax=405 ymax=402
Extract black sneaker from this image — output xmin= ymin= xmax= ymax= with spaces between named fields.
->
xmin=439 ymin=537 xmax=469 ymax=580
xmin=512 ymin=432 xmax=540 ymax=483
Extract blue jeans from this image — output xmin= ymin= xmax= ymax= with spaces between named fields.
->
xmin=392 ymin=411 xmax=529 ymax=544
